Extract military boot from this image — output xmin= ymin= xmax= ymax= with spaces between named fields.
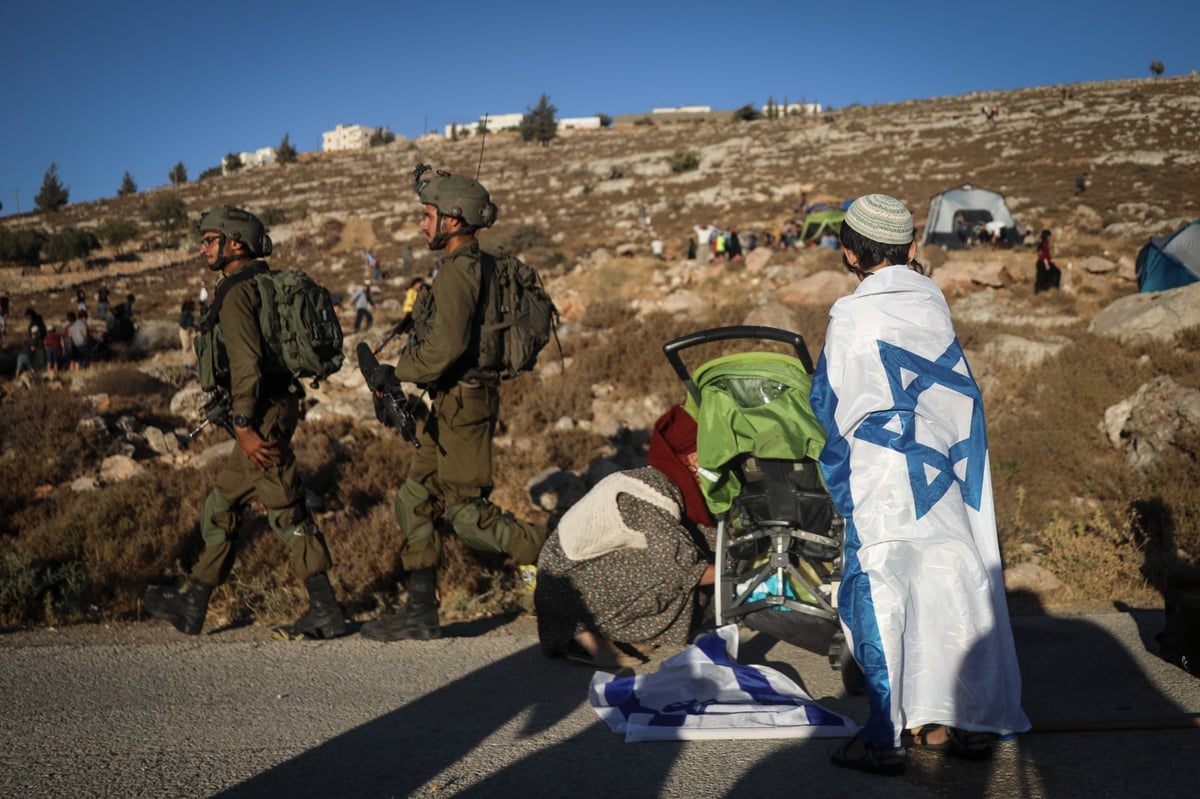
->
xmin=274 ymin=573 xmax=349 ymax=640
xmin=143 ymin=580 xmax=213 ymax=635
xmin=360 ymin=568 xmax=441 ymax=642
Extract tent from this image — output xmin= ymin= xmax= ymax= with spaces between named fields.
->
xmin=1136 ymin=220 xmax=1200 ymax=293
xmin=799 ymin=209 xmax=845 ymax=245
xmin=922 ymin=184 xmax=1015 ymax=249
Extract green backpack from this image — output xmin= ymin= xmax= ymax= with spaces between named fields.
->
xmin=197 ymin=264 xmax=345 ymax=391
xmin=478 ymin=250 xmax=558 ymax=379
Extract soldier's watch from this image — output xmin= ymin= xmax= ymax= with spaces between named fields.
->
xmin=232 ymin=415 xmax=252 ymax=429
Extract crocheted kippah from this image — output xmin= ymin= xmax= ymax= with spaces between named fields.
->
xmin=844 ymin=194 xmax=914 ymax=245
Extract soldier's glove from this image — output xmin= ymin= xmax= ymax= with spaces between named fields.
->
xmin=368 ymin=363 xmax=396 ymax=393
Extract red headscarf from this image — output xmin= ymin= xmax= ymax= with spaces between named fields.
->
xmin=647 ymin=404 xmax=714 ymax=529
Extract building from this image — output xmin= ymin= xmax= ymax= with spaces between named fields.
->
xmin=444 ymin=113 xmax=602 ymax=138
xmin=762 ymin=102 xmax=823 ymax=116
xmin=322 ymin=124 xmax=375 ymax=152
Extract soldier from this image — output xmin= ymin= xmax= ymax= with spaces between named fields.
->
xmin=143 ymin=206 xmax=347 ymax=640
xmin=361 ymin=167 xmax=547 ymax=642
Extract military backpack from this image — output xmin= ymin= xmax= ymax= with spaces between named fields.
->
xmin=478 ymin=250 xmax=558 ymax=379
xmin=197 ymin=263 xmax=345 ymax=391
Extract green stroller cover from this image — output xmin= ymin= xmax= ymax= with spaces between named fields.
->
xmin=683 ymin=352 xmax=827 ymax=515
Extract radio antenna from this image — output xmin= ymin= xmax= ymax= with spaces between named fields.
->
xmin=475 ymin=113 xmax=489 ymax=180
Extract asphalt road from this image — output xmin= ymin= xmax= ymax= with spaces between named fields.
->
xmin=2 ymin=607 xmax=1198 ymax=798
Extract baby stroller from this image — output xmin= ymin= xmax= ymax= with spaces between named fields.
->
xmin=663 ymin=325 xmax=865 ymax=695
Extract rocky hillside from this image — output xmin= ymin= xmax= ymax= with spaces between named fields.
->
xmin=2 ymin=74 xmax=1199 ymax=623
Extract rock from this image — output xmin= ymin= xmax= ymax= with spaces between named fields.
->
xmin=99 ymin=454 xmax=143 ymax=483
xmin=982 ymin=334 xmax=1072 ymax=370
xmin=70 ymin=476 xmax=100 ymax=492
xmin=1101 ymin=375 xmax=1200 ymax=468
xmin=1004 ymin=562 xmax=1064 ymax=594
xmin=143 ymin=425 xmax=178 ymax=455
xmin=1079 ymin=255 xmax=1118 ymax=274
xmin=1089 ymin=282 xmax=1200 ymax=344
xmin=775 ymin=270 xmax=857 ymax=307
xmin=743 ymin=302 xmax=802 ymax=333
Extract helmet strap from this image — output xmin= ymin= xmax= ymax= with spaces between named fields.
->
xmin=208 ymin=233 xmax=230 ymax=272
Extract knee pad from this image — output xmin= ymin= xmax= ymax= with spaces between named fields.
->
xmin=200 ymin=490 xmax=240 ymax=549
xmin=449 ymin=499 xmax=509 ymax=556
xmin=395 ymin=479 xmax=436 ymax=544
xmin=268 ymin=503 xmax=310 ymax=538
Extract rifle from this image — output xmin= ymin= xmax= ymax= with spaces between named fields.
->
xmin=188 ymin=389 xmax=234 ymax=439
xmin=357 ymin=341 xmax=421 ymax=448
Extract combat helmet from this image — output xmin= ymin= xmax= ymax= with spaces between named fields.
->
xmin=412 ymin=163 xmax=498 ymax=231
xmin=198 ymin=205 xmax=272 ymax=270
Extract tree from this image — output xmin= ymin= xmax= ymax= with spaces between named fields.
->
xmin=97 ymin=218 xmax=140 ymax=255
xmin=169 ymin=161 xmax=188 ymax=186
xmin=597 ymin=113 xmax=613 ymax=128
xmin=117 ymin=171 xmax=138 ymax=196
xmin=732 ymin=103 xmax=763 ymax=123
xmin=369 ymin=127 xmax=396 ymax=147
xmin=144 ymin=191 xmax=188 ymax=248
xmin=198 ymin=165 xmax=222 ymax=181
xmin=1150 ymin=60 xmax=1165 ymax=76
xmin=520 ymin=93 xmax=558 ymax=147
xmin=34 ymin=163 xmax=70 ymax=212
xmin=276 ymin=133 xmax=298 ymax=165
xmin=43 ymin=227 xmax=99 ymax=272
xmin=0 ymin=227 xmax=46 ymax=265
xmin=223 ymin=152 xmax=243 ymax=173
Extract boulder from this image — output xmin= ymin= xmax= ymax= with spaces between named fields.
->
xmin=1101 ymin=375 xmax=1200 ymax=469
xmin=1089 ymin=282 xmax=1200 ymax=345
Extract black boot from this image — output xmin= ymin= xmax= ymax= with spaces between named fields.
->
xmin=274 ymin=574 xmax=349 ymax=640
xmin=144 ymin=580 xmax=213 ymax=635
xmin=361 ymin=568 xmax=441 ymax=642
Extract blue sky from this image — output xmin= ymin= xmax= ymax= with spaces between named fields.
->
xmin=2 ymin=0 xmax=1195 ymax=215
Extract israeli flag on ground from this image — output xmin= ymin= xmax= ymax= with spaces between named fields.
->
xmin=589 ymin=625 xmax=858 ymax=742
xmin=810 ymin=265 xmax=1030 ymax=747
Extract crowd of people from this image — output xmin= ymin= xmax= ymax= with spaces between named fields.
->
xmin=4 ymin=285 xmax=142 ymax=385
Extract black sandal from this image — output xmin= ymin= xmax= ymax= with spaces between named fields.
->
xmin=831 ymin=735 xmax=906 ymax=777
xmin=911 ymin=724 xmax=997 ymax=761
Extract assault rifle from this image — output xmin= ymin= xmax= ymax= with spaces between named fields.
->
xmin=357 ymin=341 xmax=421 ymax=448
xmin=188 ymin=389 xmax=234 ymax=439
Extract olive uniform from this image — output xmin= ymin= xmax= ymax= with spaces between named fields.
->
xmin=144 ymin=206 xmax=345 ymax=639
xmin=392 ymin=239 xmax=546 ymax=570
xmin=191 ymin=261 xmax=333 ymax=585
xmin=361 ymin=168 xmax=546 ymax=642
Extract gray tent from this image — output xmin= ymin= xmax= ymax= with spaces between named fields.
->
xmin=922 ymin=184 xmax=1015 ymax=249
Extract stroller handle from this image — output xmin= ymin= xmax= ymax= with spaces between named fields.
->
xmin=663 ymin=325 xmax=815 ymax=406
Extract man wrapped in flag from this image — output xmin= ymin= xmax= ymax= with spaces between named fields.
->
xmin=810 ymin=194 xmax=1030 ymax=776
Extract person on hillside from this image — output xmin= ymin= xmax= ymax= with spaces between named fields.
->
xmin=178 ymin=299 xmax=198 ymax=363
xmin=0 ymin=289 xmax=9 ymax=344
xmin=361 ymin=166 xmax=547 ymax=643
xmin=1034 ymin=229 xmax=1061 ymax=293
xmin=74 ymin=288 xmax=87 ymax=314
xmin=693 ymin=223 xmax=715 ymax=264
xmin=66 ymin=310 xmax=91 ymax=370
xmin=96 ymin=285 xmax=110 ymax=317
xmin=350 ymin=280 xmax=375 ymax=332
xmin=534 ymin=404 xmax=716 ymax=669
xmin=143 ymin=205 xmax=347 ymax=641
xmin=23 ymin=307 xmax=46 ymax=371
xmin=400 ymin=276 xmax=425 ymax=330
xmin=810 ymin=194 xmax=1029 ymax=776
xmin=42 ymin=323 xmax=64 ymax=377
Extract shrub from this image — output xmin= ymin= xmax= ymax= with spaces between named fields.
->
xmin=667 ymin=150 xmax=701 ymax=174
xmin=0 ymin=226 xmax=46 ymax=264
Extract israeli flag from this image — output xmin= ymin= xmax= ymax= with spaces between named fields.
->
xmin=810 ymin=266 xmax=1029 ymax=747
xmin=589 ymin=625 xmax=858 ymax=742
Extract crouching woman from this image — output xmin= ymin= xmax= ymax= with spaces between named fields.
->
xmin=535 ymin=405 xmax=716 ymax=669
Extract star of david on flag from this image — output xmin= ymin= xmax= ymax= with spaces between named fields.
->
xmin=852 ymin=340 xmax=988 ymax=518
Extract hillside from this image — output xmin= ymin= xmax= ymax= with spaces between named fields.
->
xmin=2 ymin=75 xmax=1198 ymax=631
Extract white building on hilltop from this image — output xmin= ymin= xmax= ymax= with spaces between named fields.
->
xmin=322 ymin=124 xmax=375 ymax=152
xmin=763 ymin=102 xmax=823 ymax=116
xmin=224 ymin=146 xmax=276 ymax=175
xmin=444 ymin=113 xmax=602 ymax=138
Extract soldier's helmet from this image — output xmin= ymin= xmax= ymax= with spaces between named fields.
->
xmin=198 ymin=205 xmax=273 ymax=257
xmin=412 ymin=164 xmax=497 ymax=229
